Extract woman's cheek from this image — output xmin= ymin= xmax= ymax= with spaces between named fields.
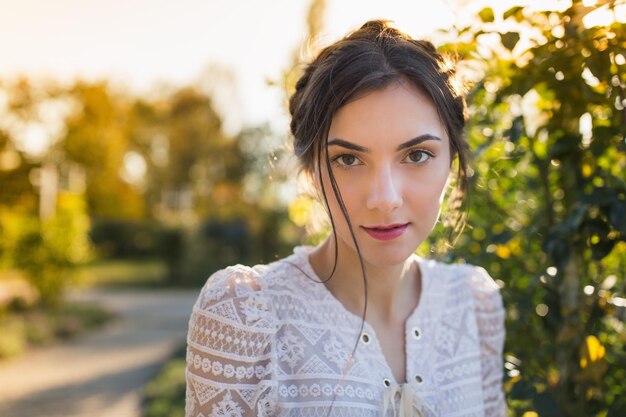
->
xmin=323 ymin=173 xmax=359 ymax=223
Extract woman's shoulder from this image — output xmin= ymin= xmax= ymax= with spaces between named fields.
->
xmin=195 ymin=263 xmax=265 ymax=306
xmin=456 ymin=262 xmax=504 ymax=317
xmin=194 ymin=248 xmax=314 ymax=311
xmin=425 ymin=257 xmax=503 ymax=311
xmin=455 ymin=262 xmax=501 ymax=293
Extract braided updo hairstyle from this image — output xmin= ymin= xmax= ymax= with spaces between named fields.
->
xmin=289 ymin=20 xmax=470 ymax=249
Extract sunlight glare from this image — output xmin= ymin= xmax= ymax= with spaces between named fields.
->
xmin=19 ymin=124 xmax=50 ymax=156
xmin=122 ymin=151 xmax=147 ymax=187
xmin=582 ymin=67 xmax=600 ymax=87
xmin=535 ymin=304 xmax=549 ymax=317
xmin=528 ymin=0 xmax=572 ymax=13
xmin=579 ymin=112 xmax=593 ymax=147
xmin=583 ymin=3 xmax=626 ymax=27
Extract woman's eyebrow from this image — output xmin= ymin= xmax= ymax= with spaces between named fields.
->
xmin=327 ymin=138 xmax=368 ymax=152
xmin=396 ymin=134 xmax=441 ymax=150
xmin=327 ymin=134 xmax=441 ymax=153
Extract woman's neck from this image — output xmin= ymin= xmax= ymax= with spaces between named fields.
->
xmin=309 ymin=237 xmax=421 ymax=324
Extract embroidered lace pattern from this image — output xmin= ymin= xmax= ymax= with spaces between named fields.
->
xmin=185 ymin=246 xmax=506 ymax=417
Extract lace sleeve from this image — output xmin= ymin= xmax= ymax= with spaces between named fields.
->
xmin=468 ymin=266 xmax=507 ymax=417
xmin=185 ymin=266 xmax=277 ymax=417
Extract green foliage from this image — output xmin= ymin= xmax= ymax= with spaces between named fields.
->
xmin=0 ymin=302 xmax=113 ymax=359
xmin=142 ymin=348 xmax=186 ymax=417
xmin=127 ymin=86 xmax=244 ymax=222
xmin=64 ymin=82 xmax=145 ymax=219
xmin=172 ymin=212 xmax=298 ymax=286
xmin=435 ymin=1 xmax=626 ymax=416
xmin=89 ymin=219 xmax=165 ymax=259
xmin=1 ymin=192 xmax=93 ymax=307
xmin=479 ymin=7 xmax=495 ymax=23
xmin=2 ymin=73 xmax=293 ymax=295
xmin=0 ymin=315 xmax=26 ymax=358
xmin=0 ymin=130 xmax=37 ymax=209
xmin=75 ymin=259 xmax=167 ymax=288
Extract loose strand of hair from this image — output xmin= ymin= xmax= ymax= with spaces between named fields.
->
xmin=317 ymin=138 xmax=339 ymax=283
xmin=322 ymin=137 xmax=369 ymax=417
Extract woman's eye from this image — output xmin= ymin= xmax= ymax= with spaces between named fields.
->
xmin=334 ymin=154 xmax=360 ymax=167
xmin=404 ymin=150 xmax=432 ymax=164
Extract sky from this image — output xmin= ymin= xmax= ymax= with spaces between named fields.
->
xmin=1 ymin=0 xmax=614 ymax=137
xmin=0 ymin=0 xmax=466 ymax=135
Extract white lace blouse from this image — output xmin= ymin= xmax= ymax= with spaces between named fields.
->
xmin=185 ymin=246 xmax=506 ymax=417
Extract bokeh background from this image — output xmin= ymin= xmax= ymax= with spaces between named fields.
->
xmin=0 ymin=0 xmax=625 ymax=416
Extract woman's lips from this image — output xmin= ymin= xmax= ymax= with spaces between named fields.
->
xmin=361 ymin=223 xmax=409 ymax=241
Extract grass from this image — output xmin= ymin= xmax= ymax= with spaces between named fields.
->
xmin=0 ymin=257 xmax=175 ymax=362
xmin=142 ymin=344 xmax=187 ymax=417
xmin=0 ymin=258 xmax=169 ymax=360
xmin=0 ymin=302 xmax=114 ymax=359
xmin=75 ymin=258 xmax=168 ymax=288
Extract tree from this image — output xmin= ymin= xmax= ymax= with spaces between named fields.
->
xmin=63 ymin=82 xmax=145 ymax=219
xmin=127 ymin=86 xmax=245 ymax=222
xmin=0 ymin=79 xmax=94 ymax=306
xmin=435 ymin=1 xmax=626 ymax=415
xmin=0 ymin=129 xmax=37 ymax=210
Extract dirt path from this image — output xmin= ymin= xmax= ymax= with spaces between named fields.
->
xmin=0 ymin=287 xmax=199 ymax=417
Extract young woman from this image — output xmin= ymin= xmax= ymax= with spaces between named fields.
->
xmin=185 ymin=20 xmax=506 ymax=417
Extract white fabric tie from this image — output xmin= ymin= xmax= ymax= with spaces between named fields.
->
xmin=382 ymin=380 xmax=437 ymax=417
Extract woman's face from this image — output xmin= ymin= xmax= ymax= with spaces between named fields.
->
xmin=319 ymin=80 xmax=452 ymax=267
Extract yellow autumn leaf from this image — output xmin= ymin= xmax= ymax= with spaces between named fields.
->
xmin=582 ymin=163 xmax=593 ymax=177
xmin=522 ymin=412 xmax=539 ymax=417
xmin=496 ymin=245 xmax=511 ymax=259
xmin=580 ymin=335 xmax=606 ymax=368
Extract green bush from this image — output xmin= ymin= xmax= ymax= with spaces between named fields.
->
xmin=0 ymin=302 xmax=113 ymax=359
xmin=142 ymin=347 xmax=186 ymax=417
xmin=1 ymin=192 xmax=92 ymax=307
xmin=174 ymin=220 xmax=250 ymax=286
xmin=75 ymin=259 xmax=167 ymax=288
xmin=0 ymin=315 xmax=26 ymax=358
xmin=433 ymin=2 xmax=626 ymax=416
xmin=90 ymin=219 xmax=164 ymax=259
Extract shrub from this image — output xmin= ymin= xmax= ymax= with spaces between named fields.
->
xmin=89 ymin=219 xmax=163 ymax=259
xmin=142 ymin=347 xmax=186 ymax=417
xmin=1 ymin=192 xmax=92 ymax=307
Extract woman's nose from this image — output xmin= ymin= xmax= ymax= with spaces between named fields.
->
xmin=366 ymin=167 xmax=403 ymax=212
